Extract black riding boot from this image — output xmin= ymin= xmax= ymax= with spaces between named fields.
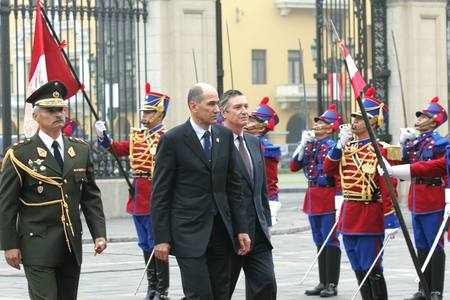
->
xmin=355 ymin=270 xmax=373 ymax=300
xmin=405 ymin=250 xmax=430 ymax=300
xmin=143 ymin=251 xmax=157 ymax=300
xmin=305 ymin=247 xmax=327 ymax=295
xmin=429 ymin=250 xmax=445 ymax=300
xmin=320 ymin=246 xmax=340 ymax=297
xmin=153 ymin=258 xmax=170 ymax=300
xmin=368 ymin=270 xmax=388 ymax=300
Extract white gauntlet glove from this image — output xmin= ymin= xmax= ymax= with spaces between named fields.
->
xmin=95 ymin=120 xmax=107 ymax=139
xmin=336 ymin=126 xmax=352 ymax=149
xmin=292 ymin=130 xmax=315 ymax=161
xmin=399 ymin=127 xmax=416 ymax=145
xmin=377 ymin=157 xmax=411 ymax=180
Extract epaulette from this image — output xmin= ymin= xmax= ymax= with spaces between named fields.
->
xmin=68 ymin=136 xmax=87 ymax=145
xmin=432 ymin=133 xmax=449 ymax=147
xmin=264 ymin=144 xmax=281 ymax=158
xmin=10 ymin=139 xmax=31 ymax=149
xmin=379 ymin=141 xmax=402 ymax=161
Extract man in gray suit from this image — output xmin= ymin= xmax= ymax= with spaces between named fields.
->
xmin=220 ymin=89 xmax=277 ymax=300
xmin=151 ymin=83 xmax=251 ymax=300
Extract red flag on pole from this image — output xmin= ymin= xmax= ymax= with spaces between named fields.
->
xmin=25 ymin=2 xmax=80 ymax=136
xmin=28 ymin=2 xmax=79 ymax=97
xmin=338 ymin=40 xmax=366 ymax=99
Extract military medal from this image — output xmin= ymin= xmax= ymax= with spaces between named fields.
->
xmin=40 ymin=166 xmax=46 ymax=171
xmin=37 ymin=186 xmax=44 ymax=194
xmin=361 ymin=163 xmax=375 ymax=174
xmin=34 ymin=159 xmax=43 ymax=165
xmin=28 ymin=159 xmax=33 ymax=167
xmin=68 ymin=146 xmax=76 ymax=158
xmin=216 ymin=138 xmax=220 ymax=143
xmin=150 ymin=146 xmax=157 ymax=155
xmin=37 ymin=147 xmax=47 ymax=158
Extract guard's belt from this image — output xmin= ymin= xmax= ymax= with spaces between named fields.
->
xmin=132 ymin=173 xmax=152 ymax=179
xmin=412 ymin=178 xmax=442 ymax=186
xmin=308 ymin=181 xmax=335 ymax=188
xmin=345 ymin=193 xmax=381 ymax=203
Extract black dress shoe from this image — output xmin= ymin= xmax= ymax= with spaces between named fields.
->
xmin=320 ymin=283 xmax=338 ymax=297
xmin=430 ymin=292 xmax=442 ymax=300
xmin=305 ymin=283 xmax=325 ymax=296
xmin=404 ymin=291 xmax=425 ymax=300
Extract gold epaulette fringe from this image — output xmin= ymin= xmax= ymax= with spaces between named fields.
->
xmin=379 ymin=142 xmax=402 ymax=161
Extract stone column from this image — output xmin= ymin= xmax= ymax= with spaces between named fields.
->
xmin=144 ymin=0 xmax=217 ymax=128
xmin=387 ymin=0 xmax=448 ymax=140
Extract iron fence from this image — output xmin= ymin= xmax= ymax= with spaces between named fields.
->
xmin=0 ymin=0 xmax=149 ymax=177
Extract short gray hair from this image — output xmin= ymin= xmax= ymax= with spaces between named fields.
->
xmin=219 ymin=89 xmax=243 ymax=112
xmin=187 ymin=85 xmax=204 ymax=104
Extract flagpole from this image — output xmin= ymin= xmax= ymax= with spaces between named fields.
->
xmin=391 ymin=31 xmax=408 ymax=128
xmin=298 ymin=39 xmax=309 ymax=129
xmin=225 ymin=21 xmax=234 ymax=89
xmin=192 ymin=49 xmax=199 ymax=82
xmin=40 ymin=6 xmax=134 ymax=193
xmin=329 ymin=19 xmax=431 ymax=300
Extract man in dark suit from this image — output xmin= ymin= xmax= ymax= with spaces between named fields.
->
xmin=0 ymin=81 xmax=107 ymax=300
xmin=220 ymin=89 xmax=276 ymax=300
xmin=151 ymin=83 xmax=251 ymax=300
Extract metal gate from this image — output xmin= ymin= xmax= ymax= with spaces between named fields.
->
xmin=314 ymin=0 xmax=390 ymax=141
xmin=0 ymin=0 xmax=149 ymax=177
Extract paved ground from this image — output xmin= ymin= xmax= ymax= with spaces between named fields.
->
xmin=1 ymin=189 xmax=449 ymax=299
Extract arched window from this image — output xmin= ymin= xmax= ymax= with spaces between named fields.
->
xmin=286 ymin=113 xmax=306 ymax=144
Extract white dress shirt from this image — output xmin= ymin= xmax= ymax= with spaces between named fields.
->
xmin=190 ymin=118 xmax=212 ymax=149
xmin=38 ymin=130 xmax=64 ymax=161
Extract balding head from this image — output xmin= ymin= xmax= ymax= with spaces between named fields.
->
xmin=187 ymin=83 xmax=220 ymax=129
xmin=187 ymin=83 xmax=217 ymax=104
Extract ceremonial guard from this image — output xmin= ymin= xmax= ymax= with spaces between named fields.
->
xmin=290 ymin=104 xmax=343 ymax=297
xmin=323 ymin=87 xmax=400 ymax=300
xmin=245 ymin=97 xmax=282 ymax=225
xmin=396 ymin=97 xmax=448 ymax=300
xmin=0 ymin=81 xmax=107 ymax=299
xmin=95 ymin=83 xmax=170 ymax=300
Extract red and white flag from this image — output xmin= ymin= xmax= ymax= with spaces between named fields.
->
xmin=338 ymin=40 xmax=366 ymax=100
xmin=328 ymin=71 xmax=344 ymax=101
xmin=25 ymin=2 xmax=80 ymax=136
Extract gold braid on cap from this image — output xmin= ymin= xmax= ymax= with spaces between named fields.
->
xmin=2 ymin=149 xmax=74 ymax=252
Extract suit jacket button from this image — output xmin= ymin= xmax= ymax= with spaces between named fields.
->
xmin=29 ymin=232 xmax=34 ymax=236
xmin=64 ymin=179 xmax=68 ymax=184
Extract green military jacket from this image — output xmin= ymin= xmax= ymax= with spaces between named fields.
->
xmin=0 ymin=133 xmax=106 ymax=267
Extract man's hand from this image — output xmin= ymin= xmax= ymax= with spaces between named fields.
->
xmin=385 ymin=227 xmax=399 ymax=239
xmin=377 ymin=157 xmax=393 ymax=176
xmin=95 ymin=120 xmax=107 ymax=138
xmin=4 ymin=249 xmax=21 ymax=270
xmin=155 ymin=243 xmax=171 ymax=262
xmin=399 ymin=127 xmax=416 ymax=145
xmin=237 ymin=233 xmax=251 ymax=256
xmin=94 ymin=237 xmax=107 ymax=255
xmin=337 ymin=125 xmax=352 ymax=148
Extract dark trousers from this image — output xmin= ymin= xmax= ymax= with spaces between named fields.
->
xmin=24 ymin=253 xmax=80 ymax=300
xmin=176 ymin=215 xmax=233 ymax=300
xmin=229 ymin=225 xmax=277 ymax=300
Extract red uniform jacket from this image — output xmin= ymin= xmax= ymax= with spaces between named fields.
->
xmin=324 ymin=140 xmax=397 ymax=235
xmin=110 ymin=125 xmax=163 ymax=215
xmin=259 ymin=136 xmax=280 ymax=201
xmin=290 ymin=137 xmax=339 ymax=215
xmin=402 ymin=131 xmax=448 ymax=214
xmin=410 ymin=156 xmax=450 ymax=241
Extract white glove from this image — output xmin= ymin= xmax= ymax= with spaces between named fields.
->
xmin=292 ymin=131 xmax=315 ymax=161
xmin=399 ymin=127 xmax=416 ymax=145
xmin=377 ymin=157 xmax=393 ymax=176
xmin=377 ymin=157 xmax=411 ymax=180
xmin=335 ymin=195 xmax=344 ymax=218
xmin=385 ymin=227 xmax=399 ymax=239
xmin=336 ymin=125 xmax=352 ymax=148
xmin=445 ymin=189 xmax=450 ymax=216
xmin=95 ymin=120 xmax=107 ymax=139
xmin=301 ymin=130 xmax=315 ymax=145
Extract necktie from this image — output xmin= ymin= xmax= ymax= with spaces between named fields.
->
xmin=238 ymin=136 xmax=253 ymax=179
xmin=203 ymin=131 xmax=212 ymax=161
xmin=52 ymin=141 xmax=64 ymax=170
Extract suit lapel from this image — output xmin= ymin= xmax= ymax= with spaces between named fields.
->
xmin=183 ymin=120 xmax=211 ymax=168
xmin=32 ymin=134 xmax=61 ymax=175
xmin=62 ymin=136 xmax=75 ymax=177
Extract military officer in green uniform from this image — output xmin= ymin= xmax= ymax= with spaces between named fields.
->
xmin=0 ymin=80 xmax=107 ymax=300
